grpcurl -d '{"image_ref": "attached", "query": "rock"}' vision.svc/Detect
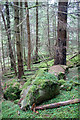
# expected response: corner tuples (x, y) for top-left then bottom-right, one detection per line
(4, 86), (21, 100)
(3, 80), (21, 100)
(20, 69), (60, 110)
(48, 65), (68, 80)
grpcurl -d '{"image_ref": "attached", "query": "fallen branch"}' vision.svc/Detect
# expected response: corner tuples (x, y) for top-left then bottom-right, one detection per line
(69, 52), (80, 60)
(34, 99), (80, 110)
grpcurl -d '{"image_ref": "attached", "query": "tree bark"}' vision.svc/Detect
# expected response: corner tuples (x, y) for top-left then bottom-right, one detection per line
(35, 0), (39, 61)
(14, 2), (24, 78)
(47, 0), (51, 56)
(25, 1), (31, 69)
(54, 1), (68, 65)
(5, 1), (14, 68)
(1, 7), (17, 75)
(1, 33), (5, 70)
(35, 99), (80, 110)
(77, 2), (80, 94)
(20, 1), (23, 60)
(0, 23), (3, 72)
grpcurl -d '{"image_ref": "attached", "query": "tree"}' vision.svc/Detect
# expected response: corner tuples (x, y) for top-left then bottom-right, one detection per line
(35, 0), (39, 61)
(5, 1), (13, 68)
(77, 2), (80, 82)
(54, 1), (68, 65)
(47, 0), (51, 56)
(14, 2), (24, 78)
(20, 1), (23, 60)
(1, 3), (17, 75)
(1, 33), (5, 70)
(25, 2), (31, 69)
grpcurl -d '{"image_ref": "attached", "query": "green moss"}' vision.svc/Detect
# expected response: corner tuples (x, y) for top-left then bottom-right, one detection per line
(21, 75), (35, 90)
(2, 63), (79, 118)
(39, 59), (54, 68)
(58, 73), (65, 79)
(3, 79), (19, 90)
(22, 68), (58, 90)
(39, 62), (47, 68)
(58, 79), (66, 85)
(3, 71), (15, 76)
(4, 79), (17, 86)
(3, 80), (21, 101)
(14, 99), (20, 104)
(69, 80), (74, 83)
(74, 82), (80, 86)
(21, 71), (59, 108)
(61, 83), (73, 91)
(47, 59), (54, 66)
(4, 86), (21, 100)
(2, 86), (79, 118)
(67, 55), (80, 67)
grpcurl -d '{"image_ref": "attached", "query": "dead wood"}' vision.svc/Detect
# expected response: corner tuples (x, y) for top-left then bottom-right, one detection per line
(69, 52), (80, 60)
(34, 99), (80, 110)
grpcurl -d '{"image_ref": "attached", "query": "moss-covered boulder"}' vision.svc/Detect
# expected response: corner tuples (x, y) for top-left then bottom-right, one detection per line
(3, 80), (21, 101)
(4, 86), (21, 100)
(20, 69), (60, 110)
(49, 65), (68, 80)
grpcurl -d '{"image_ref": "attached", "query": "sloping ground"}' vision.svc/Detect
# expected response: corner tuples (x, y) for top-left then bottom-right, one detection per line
(2, 66), (80, 118)
(2, 86), (79, 118)
(1, 57), (80, 118)
(2, 58), (53, 86)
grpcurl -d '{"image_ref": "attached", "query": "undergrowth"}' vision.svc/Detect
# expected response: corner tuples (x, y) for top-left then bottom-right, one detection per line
(1, 56), (80, 119)
(2, 86), (79, 118)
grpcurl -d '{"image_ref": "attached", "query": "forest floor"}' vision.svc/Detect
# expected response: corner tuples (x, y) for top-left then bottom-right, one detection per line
(1, 56), (80, 119)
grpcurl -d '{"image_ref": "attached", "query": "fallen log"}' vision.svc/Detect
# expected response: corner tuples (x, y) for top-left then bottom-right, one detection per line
(69, 52), (80, 60)
(35, 99), (80, 110)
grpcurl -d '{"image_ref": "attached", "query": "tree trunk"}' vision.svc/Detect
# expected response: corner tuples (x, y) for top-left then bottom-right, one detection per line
(5, 1), (14, 68)
(35, 99), (80, 110)
(35, 0), (38, 61)
(77, 2), (80, 89)
(20, 2), (26, 63)
(47, 0), (51, 56)
(24, 46), (26, 64)
(1, 6), (17, 75)
(14, 2), (24, 78)
(1, 33), (5, 70)
(25, 2), (31, 69)
(0, 23), (3, 72)
(54, 1), (68, 65)
(20, 1), (23, 60)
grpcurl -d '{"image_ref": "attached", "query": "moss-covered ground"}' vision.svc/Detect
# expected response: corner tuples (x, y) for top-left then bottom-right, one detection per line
(1, 55), (80, 119)
(2, 86), (79, 118)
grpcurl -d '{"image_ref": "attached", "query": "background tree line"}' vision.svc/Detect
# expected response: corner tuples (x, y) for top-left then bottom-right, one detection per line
(0, 0), (79, 79)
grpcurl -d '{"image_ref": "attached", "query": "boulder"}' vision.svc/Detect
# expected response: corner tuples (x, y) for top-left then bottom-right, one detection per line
(48, 65), (68, 79)
(20, 69), (60, 110)
(3, 80), (21, 101)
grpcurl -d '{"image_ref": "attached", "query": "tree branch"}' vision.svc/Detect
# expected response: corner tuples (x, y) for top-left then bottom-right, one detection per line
(32, 99), (80, 110)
